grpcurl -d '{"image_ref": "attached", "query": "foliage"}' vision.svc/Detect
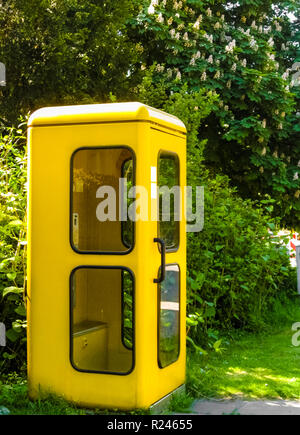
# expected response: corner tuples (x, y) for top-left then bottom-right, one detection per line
(130, 0), (300, 228)
(0, 122), (27, 373)
(187, 173), (295, 341)
(0, 0), (142, 123)
(137, 69), (297, 351)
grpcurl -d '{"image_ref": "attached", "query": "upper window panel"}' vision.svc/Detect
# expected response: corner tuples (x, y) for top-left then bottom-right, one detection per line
(158, 152), (180, 252)
(71, 147), (135, 253)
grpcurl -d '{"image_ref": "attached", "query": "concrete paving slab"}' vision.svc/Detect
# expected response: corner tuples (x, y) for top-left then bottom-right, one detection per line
(192, 399), (300, 415)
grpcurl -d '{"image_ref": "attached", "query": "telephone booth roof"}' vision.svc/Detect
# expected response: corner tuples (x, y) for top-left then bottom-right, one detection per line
(28, 102), (186, 134)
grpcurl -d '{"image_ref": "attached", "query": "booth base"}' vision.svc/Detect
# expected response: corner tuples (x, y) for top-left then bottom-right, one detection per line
(149, 384), (186, 415)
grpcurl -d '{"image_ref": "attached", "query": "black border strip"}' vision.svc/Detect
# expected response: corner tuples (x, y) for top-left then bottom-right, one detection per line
(70, 145), (136, 255)
(157, 263), (181, 369)
(69, 265), (135, 376)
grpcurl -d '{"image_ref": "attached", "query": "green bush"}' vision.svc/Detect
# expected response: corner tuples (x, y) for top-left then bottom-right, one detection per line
(187, 172), (296, 346)
(138, 70), (297, 350)
(0, 122), (27, 374)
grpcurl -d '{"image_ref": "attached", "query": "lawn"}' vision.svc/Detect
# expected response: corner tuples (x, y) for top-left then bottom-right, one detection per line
(1, 298), (300, 414)
(187, 299), (300, 400)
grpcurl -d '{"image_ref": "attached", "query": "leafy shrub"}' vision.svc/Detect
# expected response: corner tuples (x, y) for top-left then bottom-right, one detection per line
(187, 172), (296, 347)
(0, 122), (27, 374)
(138, 70), (297, 350)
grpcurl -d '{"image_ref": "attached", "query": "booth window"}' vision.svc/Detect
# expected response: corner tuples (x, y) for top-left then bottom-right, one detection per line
(70, 266), (134, 374)
(158, 152), (180, 251)
(158, 264), (180, 368)
(71, 146), (135, 254)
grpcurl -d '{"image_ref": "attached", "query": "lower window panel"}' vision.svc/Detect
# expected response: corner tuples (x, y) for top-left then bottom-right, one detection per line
(70, 266), (134, 374)
(158, 264), (180, 368)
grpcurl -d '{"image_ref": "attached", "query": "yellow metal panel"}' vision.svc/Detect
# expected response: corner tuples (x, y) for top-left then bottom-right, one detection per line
(27, 102), (186, 134)
(27, 104), (186, 410)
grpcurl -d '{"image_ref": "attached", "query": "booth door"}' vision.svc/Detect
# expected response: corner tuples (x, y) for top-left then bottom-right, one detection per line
(69, 146), (135, 375)
(156, 151), (181, 369)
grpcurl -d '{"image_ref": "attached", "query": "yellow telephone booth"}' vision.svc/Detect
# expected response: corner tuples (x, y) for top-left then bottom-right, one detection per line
(27, 102), (186, 410)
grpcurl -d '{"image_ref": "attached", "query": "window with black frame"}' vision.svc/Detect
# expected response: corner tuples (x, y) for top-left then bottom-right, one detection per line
(71, 147), (135, 254)
(158, 264), (180, 368)
(158, 152), (180, 251)
(70, 266), (134, 374)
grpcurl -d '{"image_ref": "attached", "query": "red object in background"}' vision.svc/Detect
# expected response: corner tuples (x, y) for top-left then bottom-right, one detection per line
(290, 233), (299, 252)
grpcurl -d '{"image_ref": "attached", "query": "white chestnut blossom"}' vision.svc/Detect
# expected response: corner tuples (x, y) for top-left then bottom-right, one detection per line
(148, 4), (155, 14)
(294, 172), (299, 181)
(261, 147), (267, 156)
(193, 20), (200, 30)
(225, 39), (236, 53)
(201, 71), (207, 81)
(207, 55), (213, 64)
(274, 21), (282, 32)
(156, 13), (164, 24)
(282, 71), (289, 80)
(250, 38), (258, 50)
(176, 71), (181, 81)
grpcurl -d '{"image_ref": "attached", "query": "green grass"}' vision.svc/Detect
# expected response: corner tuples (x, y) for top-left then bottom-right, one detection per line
(0, 374), (148, 415)
(187, 298), (300, 400)
(1, 297), (300, 414)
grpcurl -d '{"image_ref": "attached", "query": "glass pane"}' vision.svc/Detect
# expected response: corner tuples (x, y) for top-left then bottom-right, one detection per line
(71, 267), (134, 374)
(158, 152), (180, 251)
(158, 264), (180, 368)
(121, 159), (134, 249)
(122, 270), (133, 350)
(71, 147), (134, 253)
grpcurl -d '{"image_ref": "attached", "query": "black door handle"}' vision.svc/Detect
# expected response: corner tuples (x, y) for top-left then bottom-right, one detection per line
(153, 238), (166, 284)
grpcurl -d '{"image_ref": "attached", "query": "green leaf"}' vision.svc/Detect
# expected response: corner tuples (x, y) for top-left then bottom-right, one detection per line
(2, 286), (23, 297)
(5, 328), (19, 343)
(15, 305), (26, 317)
(8, 220), (23, 227)
(6, 272), (16, 281)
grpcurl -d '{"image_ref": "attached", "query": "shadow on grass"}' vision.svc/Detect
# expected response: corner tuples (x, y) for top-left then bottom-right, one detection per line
(187, 327), (300, 400)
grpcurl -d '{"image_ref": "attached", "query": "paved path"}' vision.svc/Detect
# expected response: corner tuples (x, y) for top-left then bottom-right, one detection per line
(190, 398), (300, 415)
